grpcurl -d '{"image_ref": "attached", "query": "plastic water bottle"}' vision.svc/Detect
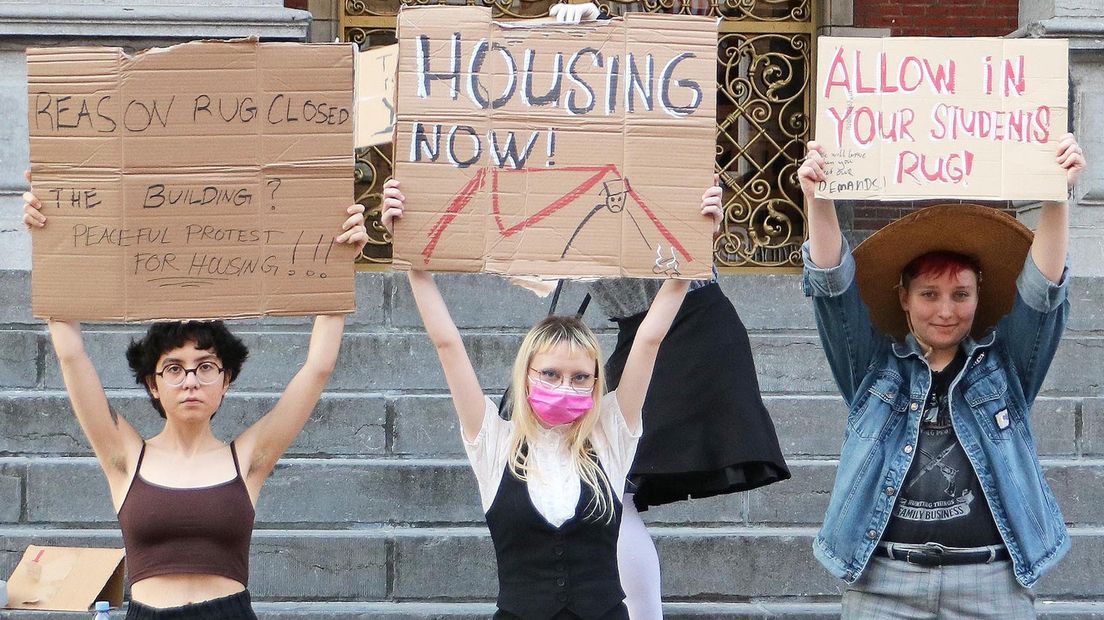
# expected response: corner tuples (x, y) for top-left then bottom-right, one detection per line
(93, 601), (111, 619)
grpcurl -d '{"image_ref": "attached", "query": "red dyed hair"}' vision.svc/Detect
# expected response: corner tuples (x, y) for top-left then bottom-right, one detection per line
(900, 251), (982, 290)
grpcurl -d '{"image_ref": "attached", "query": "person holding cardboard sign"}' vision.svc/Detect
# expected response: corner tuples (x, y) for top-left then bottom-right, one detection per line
(797, 134), (1084, 618)
(382, 176), (724, 619)
(537, 7), (788, 616)
(22, 178), (369, 619)
(589, 196), (791, 617)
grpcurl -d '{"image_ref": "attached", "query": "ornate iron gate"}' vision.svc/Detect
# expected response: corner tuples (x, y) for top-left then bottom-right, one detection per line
(342, 0), (814, 270)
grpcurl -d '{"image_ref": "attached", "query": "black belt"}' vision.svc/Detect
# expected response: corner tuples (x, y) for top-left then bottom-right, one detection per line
(878, 542), (1010, 567)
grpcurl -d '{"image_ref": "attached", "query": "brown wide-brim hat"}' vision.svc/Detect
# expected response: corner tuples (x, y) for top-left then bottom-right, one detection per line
(852, 204), (1034, 341)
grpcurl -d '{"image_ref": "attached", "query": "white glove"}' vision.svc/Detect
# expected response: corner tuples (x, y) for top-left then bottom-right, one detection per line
(549, 2), (601, 23)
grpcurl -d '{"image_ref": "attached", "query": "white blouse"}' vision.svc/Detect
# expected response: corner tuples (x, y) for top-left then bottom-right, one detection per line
(463, 391), (642, 528)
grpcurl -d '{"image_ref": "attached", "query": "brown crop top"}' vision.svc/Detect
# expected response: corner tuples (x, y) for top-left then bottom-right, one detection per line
(117, 442), (255, 586)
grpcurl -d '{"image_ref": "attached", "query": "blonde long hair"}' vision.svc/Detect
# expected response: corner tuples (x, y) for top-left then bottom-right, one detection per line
(507, 315), (616, 523)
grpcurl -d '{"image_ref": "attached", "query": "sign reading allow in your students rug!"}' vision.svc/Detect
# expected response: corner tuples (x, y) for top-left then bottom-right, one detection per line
(27, 40), (356, 322)
(392, 7), (717, 279)
(814, 37), (1068, 202)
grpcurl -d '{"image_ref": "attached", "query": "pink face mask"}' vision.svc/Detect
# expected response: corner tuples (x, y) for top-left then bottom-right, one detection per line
(527, 381), (594, 426)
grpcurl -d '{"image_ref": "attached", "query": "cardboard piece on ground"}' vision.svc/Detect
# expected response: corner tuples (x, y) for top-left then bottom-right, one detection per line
(814, 37), (1068, 201)
(5, 545), (125, 612)
(27, 40), (356, 322)
(392, 7), (717, 279)
(356, 44), (399, 148)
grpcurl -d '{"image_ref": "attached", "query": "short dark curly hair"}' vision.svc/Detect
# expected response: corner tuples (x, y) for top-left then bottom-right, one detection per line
(125, 321), (249, 419)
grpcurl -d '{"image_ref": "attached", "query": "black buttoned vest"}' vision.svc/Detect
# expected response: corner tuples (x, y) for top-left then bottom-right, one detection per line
(485, 460), (625, 620)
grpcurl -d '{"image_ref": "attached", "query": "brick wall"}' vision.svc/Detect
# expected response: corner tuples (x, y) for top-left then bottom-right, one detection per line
(845, 0), (1021, 240)
(854, 0), (1020, 37)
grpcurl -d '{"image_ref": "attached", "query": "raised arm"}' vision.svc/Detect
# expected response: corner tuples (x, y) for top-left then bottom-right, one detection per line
(235, 204), (368, 494)
(614, 278), (690, 432)
(1032, 133), (1085, 283)
(382, 179), (486, 441)
(799, 142), (844, 268)
(234, 313), (343, 491)
(407, 271), (487, 440)
(612, 179), (720, 430)
(48, 320), (144, 494)
(796, 145), (887, 403)
(23, 180), (143, 499)
(992, 134), (1084, 401)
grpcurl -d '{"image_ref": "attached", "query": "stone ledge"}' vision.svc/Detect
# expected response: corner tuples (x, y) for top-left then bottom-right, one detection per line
(0, 5), (310, 42)
(2, 526), (1102, 600)
(6, 457), (1103, 527)
(0, 391), (1087, 459)
(4, 601), (1104, 620)
(1012, 18), (1104, 49)
(3, 269), (1102, 332)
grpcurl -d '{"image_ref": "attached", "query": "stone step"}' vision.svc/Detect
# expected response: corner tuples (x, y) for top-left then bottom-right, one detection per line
(2, 269), (1103, 334)
(4, 457), (1104, 529)
(4, 601), (1104, 620)
(2, 324), (1102, 398)
(2, 391), (1099, 460)
(2, 526), (1102, 601)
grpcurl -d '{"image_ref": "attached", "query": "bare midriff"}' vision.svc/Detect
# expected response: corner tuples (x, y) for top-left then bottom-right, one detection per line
(130, 574), (245, 608)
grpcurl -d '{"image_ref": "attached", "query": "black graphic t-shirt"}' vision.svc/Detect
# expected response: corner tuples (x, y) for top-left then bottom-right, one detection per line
(882, 349), (1004, 547)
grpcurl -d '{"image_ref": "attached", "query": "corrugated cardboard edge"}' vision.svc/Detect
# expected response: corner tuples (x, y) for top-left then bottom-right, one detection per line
(5, 545), (125, 612)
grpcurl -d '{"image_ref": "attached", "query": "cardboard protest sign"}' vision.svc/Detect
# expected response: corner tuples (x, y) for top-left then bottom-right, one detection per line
(814, 37), (1068, 201)
(392, 7), (717, 279)
(356, 44), (399, 148)
(27, 40), (356, 322)
(5, 545), (125, 612)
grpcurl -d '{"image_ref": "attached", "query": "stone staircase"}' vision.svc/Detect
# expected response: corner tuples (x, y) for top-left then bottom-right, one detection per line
(2, 268), (1103, 619)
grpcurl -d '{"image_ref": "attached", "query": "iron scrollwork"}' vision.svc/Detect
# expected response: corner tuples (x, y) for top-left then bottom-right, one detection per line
(595, 0), (808, 20)
(715, 31), (810, 268)
(346, 0), (559, 19)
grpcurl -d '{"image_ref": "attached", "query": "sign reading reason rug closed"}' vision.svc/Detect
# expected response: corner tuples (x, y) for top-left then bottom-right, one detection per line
(28, 40), (356, 321)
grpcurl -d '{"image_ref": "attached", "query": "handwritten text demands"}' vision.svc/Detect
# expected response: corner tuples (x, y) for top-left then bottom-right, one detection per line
(813, 38), (1068, 200)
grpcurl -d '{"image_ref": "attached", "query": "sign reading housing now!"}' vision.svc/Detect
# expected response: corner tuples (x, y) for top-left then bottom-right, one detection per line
(27, 40), (355, 321)
(392, 7), (718, 279)
(814, 37), (1068, 201)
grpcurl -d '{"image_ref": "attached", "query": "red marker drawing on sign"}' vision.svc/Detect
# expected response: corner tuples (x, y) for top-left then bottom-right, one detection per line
(420, 165), (694, 267)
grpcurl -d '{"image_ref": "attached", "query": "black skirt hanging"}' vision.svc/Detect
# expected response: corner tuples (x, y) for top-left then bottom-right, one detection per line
(604, 282), (790, 511)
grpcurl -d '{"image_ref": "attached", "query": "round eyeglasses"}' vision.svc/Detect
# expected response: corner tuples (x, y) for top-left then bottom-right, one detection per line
(528, 367), (596, 392)
(155, 361), (225, 387)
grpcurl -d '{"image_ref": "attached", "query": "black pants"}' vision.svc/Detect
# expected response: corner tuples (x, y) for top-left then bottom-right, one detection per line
(493, 602), (630, 620)
(124, 590), (257, 620)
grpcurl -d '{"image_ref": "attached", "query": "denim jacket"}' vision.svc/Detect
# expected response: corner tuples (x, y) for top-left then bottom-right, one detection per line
(802, 239), (1070, 587)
